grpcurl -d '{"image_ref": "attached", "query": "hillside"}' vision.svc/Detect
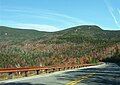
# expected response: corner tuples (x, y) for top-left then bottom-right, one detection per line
(56, 25), (120, 40)
(0, 26), (53, 44)
(0, 25), (120, 68)
(43, 25), (120, 44)
(0, 25), (120, 43)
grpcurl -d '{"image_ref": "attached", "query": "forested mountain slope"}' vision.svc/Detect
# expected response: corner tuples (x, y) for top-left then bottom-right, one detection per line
(0, 25), (120, 68)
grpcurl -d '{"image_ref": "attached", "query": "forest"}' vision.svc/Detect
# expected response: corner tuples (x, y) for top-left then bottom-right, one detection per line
(0, 25), (120, 68)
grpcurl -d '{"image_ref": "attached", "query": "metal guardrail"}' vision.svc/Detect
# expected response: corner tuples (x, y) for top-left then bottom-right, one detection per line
(0, 64), (95, 79)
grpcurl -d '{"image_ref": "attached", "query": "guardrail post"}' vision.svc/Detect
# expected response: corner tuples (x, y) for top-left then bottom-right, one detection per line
(58, 68), (61, 71)
(8, 72), (13, 79)
(52, 68), (55, 72)
(45, 69), (48, 73)
(25, 71), (28, 77)
(36, 70), (39, 75)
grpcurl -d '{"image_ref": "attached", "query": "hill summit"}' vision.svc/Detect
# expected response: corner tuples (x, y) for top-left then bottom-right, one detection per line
(68, 25), (102, 31)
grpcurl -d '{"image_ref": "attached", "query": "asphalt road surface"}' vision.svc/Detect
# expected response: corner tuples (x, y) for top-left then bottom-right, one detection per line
(0, 63), (120, 85)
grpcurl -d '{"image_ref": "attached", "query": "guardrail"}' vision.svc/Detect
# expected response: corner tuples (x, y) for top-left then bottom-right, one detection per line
(0, 64), (96, 80)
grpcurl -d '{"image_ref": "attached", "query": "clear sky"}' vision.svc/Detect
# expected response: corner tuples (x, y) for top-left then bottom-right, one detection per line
(0, 0), (120, 31)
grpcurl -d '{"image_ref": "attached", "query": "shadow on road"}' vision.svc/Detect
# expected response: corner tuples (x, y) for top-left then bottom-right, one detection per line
(1, 63), (120, 85)
(0, 82), (46, 85)
(55, 63), (120, 85)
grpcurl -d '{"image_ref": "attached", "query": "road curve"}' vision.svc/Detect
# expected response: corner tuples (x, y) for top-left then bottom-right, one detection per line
(0, 63), (120, 85)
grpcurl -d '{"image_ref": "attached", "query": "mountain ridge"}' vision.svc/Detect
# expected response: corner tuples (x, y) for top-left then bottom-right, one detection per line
(0, 25), (120, 44)
(0, 25), (120, 68)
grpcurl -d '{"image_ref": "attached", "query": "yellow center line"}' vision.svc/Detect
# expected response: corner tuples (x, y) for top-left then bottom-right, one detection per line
(66, 71), (96, 85)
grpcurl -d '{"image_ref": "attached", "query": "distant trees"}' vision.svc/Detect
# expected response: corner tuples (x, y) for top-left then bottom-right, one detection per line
(0, 36), (120, 68)
(102, 46), (120, 64)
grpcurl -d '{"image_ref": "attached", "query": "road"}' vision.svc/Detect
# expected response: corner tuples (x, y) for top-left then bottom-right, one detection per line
(0, 63), (120, 85)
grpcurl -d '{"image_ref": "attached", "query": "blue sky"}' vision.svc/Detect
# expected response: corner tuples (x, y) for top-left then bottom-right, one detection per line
(0, 0), (120, 31)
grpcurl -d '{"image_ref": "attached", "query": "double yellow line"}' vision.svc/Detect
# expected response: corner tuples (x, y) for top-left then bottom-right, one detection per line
(66, 71), (96, 85)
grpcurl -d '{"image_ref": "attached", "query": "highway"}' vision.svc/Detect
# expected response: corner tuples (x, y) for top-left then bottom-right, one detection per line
(0, 63), (120, 85)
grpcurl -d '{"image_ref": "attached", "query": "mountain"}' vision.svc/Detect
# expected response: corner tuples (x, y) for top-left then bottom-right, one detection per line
(0, 25), (120, 68)
(0, 25), (120, 45)
(46, 25), (120, 44)
(0, 26), (53, 44)
(0, 25), (120, 43)
(56, 25), (120, 40)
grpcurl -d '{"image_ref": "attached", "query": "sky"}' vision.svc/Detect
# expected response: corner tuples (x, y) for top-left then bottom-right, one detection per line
(0, 0), (120, 32)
